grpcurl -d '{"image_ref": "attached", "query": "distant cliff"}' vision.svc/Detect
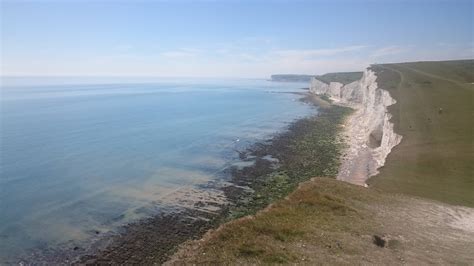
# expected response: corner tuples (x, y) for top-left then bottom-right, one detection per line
(270, 74), (314, 82)
(271, 72), (363, 84)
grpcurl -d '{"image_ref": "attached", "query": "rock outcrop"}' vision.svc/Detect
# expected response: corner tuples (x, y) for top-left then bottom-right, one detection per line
(310, 69), (402, 186)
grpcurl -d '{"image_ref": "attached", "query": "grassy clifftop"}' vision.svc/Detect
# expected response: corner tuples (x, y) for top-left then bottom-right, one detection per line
(271, 72), (363, 85)
(313, 72), (363, 85)
(369, 60), (474, 207)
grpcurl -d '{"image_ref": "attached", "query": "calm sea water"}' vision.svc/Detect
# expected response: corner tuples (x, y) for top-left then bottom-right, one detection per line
(0, 78), (314, 262)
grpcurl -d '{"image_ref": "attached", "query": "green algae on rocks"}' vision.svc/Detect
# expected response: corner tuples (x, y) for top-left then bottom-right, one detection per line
(223, 101), (353, 219)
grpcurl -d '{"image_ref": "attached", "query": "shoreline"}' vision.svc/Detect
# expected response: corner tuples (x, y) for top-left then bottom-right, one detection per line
(64, 92), (351, 264)
(24, 68), (402, 264)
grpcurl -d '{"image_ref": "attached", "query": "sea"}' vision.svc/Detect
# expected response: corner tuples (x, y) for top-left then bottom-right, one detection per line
(0, 77), (315, 263)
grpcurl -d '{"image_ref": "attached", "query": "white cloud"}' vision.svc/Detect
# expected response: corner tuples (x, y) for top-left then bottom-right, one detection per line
(113, 44), (134, 52)
(371, 45), (407, 58)
(160, 51), (195, 58)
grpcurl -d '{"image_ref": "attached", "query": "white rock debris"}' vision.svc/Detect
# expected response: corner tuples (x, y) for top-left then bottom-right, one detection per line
(310, 69), (402, 186)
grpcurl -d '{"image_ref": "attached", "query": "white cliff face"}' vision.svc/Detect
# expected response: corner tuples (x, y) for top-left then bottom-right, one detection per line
(310, 69), (402, 186)
(309, 79), (344, 103)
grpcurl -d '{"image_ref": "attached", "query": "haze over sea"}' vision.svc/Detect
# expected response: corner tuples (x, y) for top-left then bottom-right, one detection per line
(0, 77), (314, 262)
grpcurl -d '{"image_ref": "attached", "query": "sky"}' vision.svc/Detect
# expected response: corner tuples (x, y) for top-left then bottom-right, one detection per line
(1, 0), (473, 78)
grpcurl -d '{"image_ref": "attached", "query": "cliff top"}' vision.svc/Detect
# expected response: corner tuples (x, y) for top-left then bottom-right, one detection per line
(313, 72), (363, 85)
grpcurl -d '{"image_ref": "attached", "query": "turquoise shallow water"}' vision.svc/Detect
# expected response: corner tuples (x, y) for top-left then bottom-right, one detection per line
(0, 78), (314, 262)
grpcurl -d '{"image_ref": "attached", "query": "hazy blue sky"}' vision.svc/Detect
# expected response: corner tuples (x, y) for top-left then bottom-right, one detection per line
(1, 0), (473, 77)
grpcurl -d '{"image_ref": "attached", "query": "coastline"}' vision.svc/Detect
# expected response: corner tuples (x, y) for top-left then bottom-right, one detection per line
(164, 63), (474, 265)
(75, 69), (395, 264)
(34, 67), (402, 264)
(11, 61), (473, 264)
(65, 92), (351, 264)
(20, 61), (473, 264)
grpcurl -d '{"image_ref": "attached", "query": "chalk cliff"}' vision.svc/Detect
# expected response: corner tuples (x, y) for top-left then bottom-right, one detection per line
(310, 69), (402, 186)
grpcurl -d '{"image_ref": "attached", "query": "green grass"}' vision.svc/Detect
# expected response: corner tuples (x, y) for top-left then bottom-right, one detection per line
(368, 60), (474, 207)
(319, 94), (333, 103)
(314, 72), (363, 85)
(171, 178), (380, 265)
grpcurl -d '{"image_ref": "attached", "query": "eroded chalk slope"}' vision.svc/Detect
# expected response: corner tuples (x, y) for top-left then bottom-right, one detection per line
(310, 69), (402, 185)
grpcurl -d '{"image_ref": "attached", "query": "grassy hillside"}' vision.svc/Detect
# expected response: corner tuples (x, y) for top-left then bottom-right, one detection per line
(369, 60), (474, 207)
(167, 178), (474, 265)
(314, 72), (363, 85)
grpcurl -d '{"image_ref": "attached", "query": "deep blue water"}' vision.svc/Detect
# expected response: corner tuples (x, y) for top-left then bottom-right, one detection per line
(0, 78), (314, 262)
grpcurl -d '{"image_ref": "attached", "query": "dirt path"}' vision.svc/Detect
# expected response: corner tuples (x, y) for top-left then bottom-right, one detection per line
(370, 193), (474, 264)
(398, 64), (469, 86)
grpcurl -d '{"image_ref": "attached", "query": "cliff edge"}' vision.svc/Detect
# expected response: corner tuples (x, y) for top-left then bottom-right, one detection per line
(310, 69), (402, 186)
